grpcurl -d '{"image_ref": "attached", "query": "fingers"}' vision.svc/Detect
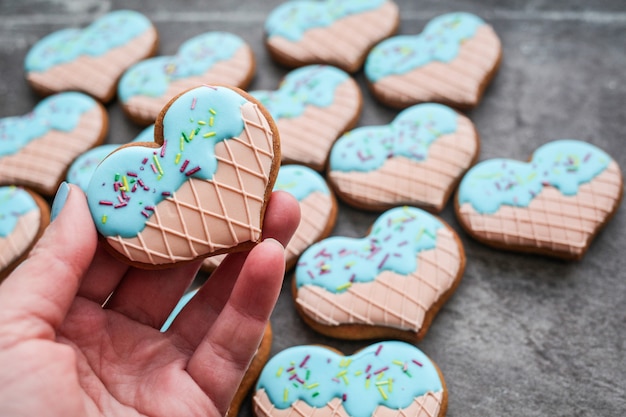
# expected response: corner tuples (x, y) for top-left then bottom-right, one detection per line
(186, 238), (286, 414)
(0, 184), (97, 345)
(76, 246), (130, 305)
(165, 190), (300, 347)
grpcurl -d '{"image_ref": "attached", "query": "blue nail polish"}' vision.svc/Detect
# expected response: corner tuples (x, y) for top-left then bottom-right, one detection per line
(51, 182), (70, 222)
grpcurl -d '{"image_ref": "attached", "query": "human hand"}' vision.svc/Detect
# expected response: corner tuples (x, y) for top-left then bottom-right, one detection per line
(0, 184), (300, 417)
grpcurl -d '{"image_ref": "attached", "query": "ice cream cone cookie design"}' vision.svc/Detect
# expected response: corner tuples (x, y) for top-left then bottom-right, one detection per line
(203, 164), (337, 272)
(0, 186), (49, 280)
(251, 65), (361, 171)
(294, 206), (465, 342)
(253, 341), (447, 417)
(365, 12), (502, 109)
(328, 103), (479, 212)
(265, 0), (399, 73)
(67, 125), (155, 192)
(456, 140), (623, 260)
(0, 92), (108, 196)
(25, 10), (158, 102)
(86, 85), (280, 268)
(119, 32), (255, 126)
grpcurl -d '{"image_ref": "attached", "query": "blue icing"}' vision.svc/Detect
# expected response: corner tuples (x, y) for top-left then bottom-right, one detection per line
(67, 125), (155, 192)
(329, 103), (458, 172)
(86, 86), (248, 238)
(266, 0), (385, 41)
(118, 32), (246, 102)
(0, 92), (97, 158)
(25, 10), (153, 72)
(365, 12), (484, 82)
(0, 187), (38, 238)
(296, 206), (442, 293)
(458, 140), (612, 214)
(274, 165), (329, 201)
(256, 341), (443, 416)
(161, 289), (197, 332)
(250, 65), (349, 119)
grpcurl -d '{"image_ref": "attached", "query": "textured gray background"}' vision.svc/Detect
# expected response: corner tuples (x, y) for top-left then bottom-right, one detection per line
(1, 1), (625, 416)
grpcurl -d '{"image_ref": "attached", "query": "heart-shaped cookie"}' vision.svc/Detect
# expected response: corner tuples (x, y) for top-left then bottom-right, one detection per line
(0, 92), (108, 196)
(67, 125), (155, 192)
(86, 85), (280, 268)
(365, 12), (502, 109)
(328, 103), (479, 212)
(294, 206), (465, 342)
(0, 186), (49, 281)
(265, 0), (399, 73)
(203, 164), (337, 272)
(456, 140), (623, 260)
(253, 341), (447, 417)
(25, 10), (158, 102)
(251, 65), (361, 171)
(119, 32), (255, 126)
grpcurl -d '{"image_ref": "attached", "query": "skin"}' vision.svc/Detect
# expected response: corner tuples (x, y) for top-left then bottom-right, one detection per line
(0, 185), (300, 417)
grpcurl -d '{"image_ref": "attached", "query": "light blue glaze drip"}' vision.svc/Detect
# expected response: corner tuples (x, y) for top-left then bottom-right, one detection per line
(66, 125), (155, 192)
(87, 86), (247, 238)
(458, 140), (611, 214)
(0, 187), (38, 238)
(266, 0), (385, 41)
(329, 103), (458, 172)
(274, 165), (329, 201)
(251, 65), (348, 119)
(0, 92), (97, 158)
(296, 206), (441, 293)
(25, 10), (152, 72)
(256, 341), (443, 417)
(365, 12), (484, 82)
(118, 32), (246, 102)
(161, 289), (197, 332)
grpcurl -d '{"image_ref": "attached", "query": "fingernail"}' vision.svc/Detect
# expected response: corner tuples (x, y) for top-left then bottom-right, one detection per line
(51, 182), (70, 222)
(264, 237), (284, 251)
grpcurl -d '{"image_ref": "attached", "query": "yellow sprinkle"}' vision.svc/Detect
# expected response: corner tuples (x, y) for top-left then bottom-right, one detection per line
(209, 108), (217, 115)
(392, 360), (404, 366)
(101, 215), (107, 224)
(375, 380), (389, 386)
(180, 136), (184, 151)
(388, 378), (393, 393)
(209, 116), (215, 126)
(354, 371), (363, 376)
(342, 375), (349, 385)
(283, 388), (288, 402)
(276, 367), (283, 377)
(122, 176), (129, 192)
(197, 120), (206, 125)
(377, 386), (388, 400)
(366, 378), (371, 389)
(203, 131), (216, 138)
(189, 129), (196, 140)
(153, 155), (164, 175)
(336, 282), (352, 292)
(377, 372), (385, 381)
(336, 370), (347, 377)
(306, 383), (319, 390)
(321, 264), (331, 271)
(175, 153), (181, 164)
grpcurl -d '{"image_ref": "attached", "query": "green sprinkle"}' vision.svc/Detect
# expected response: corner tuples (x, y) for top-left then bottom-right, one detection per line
(101, 215), (107, 224)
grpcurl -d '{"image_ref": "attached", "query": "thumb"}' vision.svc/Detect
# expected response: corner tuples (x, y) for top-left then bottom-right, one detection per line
(0, 183), (97, 345)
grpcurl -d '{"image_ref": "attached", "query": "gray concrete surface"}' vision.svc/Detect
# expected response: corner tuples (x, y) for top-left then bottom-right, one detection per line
(1, 1), (625, 416)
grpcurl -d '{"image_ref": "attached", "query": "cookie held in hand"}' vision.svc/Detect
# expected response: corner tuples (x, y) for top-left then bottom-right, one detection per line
(456, 139), (623, 260)
(365, 12), (502, 109)
(0, 92), (108, 196)
(0, 186), (49, 281)
(119, 31), (255, 126)
(294, 206), (465, 342)
(265, 0), (399, 73)
(253, 341), (447, 417)
(86, 85), (280, 268)
(25, 10), (158, 102)
(251, 65), (361, 171)
(328, 103), (479, 212)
